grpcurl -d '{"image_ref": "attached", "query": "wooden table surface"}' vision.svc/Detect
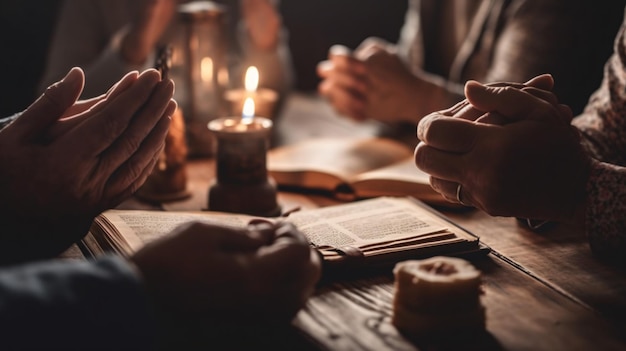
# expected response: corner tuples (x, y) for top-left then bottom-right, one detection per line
(105, 93), (626, 350)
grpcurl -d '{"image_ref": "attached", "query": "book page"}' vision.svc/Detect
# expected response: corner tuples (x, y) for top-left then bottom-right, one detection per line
(349, 158), (453, 206)
(285, 197), (465, 257)
(267, 137), (413, 190)
(352, 157), (430, 185)
(89, 197), (478, 264)
(96, 210), (255, 254)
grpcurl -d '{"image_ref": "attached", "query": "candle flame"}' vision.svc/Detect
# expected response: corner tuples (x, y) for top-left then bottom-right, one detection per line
(244, 66), (259, 92)
(201, 57), (213, 83)
(242, 97), (255, 123)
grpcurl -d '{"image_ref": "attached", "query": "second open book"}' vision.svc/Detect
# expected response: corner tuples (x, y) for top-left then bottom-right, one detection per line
(84, 197), (486, 271)
(267, 137), (455, 207)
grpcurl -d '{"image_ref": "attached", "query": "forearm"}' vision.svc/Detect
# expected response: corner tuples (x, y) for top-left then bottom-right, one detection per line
(409, 71), (465, 122)
(0, 256), (157, 350)
(584, 161), (626, 263)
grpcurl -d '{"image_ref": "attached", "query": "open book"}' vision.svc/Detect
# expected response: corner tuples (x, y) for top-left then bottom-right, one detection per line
(267, 137), (454, 207)
(83, 197), (487, 270)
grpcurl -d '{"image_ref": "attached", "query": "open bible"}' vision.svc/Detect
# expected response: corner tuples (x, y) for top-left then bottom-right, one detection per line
(267, 137), (455, 207)
(82, 197), (487, 270)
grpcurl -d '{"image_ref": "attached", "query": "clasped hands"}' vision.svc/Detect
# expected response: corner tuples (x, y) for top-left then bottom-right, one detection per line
(131, 220), (321, 324)
(0, 67), (175, 261)
(317, 37), (447, 124)
(414, 74), (591, 225)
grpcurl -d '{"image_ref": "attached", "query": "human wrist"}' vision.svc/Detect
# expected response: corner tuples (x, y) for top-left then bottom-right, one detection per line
(411, 71), (464, 121)
(399, 75), (428, 124)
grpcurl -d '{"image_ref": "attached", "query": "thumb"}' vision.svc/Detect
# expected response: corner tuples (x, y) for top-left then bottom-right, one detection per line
(329, 44), (353, 59)
(523, 74), (554, 91)
(13, 67), (85, 139)
(355, 37), (393, 60)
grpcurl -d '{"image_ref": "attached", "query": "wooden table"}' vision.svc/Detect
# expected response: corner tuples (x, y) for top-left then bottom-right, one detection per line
(113, 93), (626, 350)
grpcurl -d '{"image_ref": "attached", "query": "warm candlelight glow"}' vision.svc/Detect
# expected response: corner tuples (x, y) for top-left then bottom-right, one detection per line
(201, 57), (213, 83)
(242, 97), (255, 123)
(218, 67), (229, 87)
(244, 66), (259, 92)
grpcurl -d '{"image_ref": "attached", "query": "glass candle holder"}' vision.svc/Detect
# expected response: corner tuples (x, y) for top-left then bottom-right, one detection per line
(224, 88), (279, 119)
(207, 116), (281, 217)
(170, 1), (230, 157)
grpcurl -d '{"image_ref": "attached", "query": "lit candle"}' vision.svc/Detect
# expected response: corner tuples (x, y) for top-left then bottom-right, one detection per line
(224, 66), (279, 119)
(245, 66), (259, 93)
(206, 97), (280, 216)
(200, 57), (214, 89)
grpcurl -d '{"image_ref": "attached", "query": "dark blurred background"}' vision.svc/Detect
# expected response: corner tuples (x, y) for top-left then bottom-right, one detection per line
(280, 1), (408, 91)
(0, 0), (407, 117)
(0, 0), (63, 117)
(0, 1), (622, 117)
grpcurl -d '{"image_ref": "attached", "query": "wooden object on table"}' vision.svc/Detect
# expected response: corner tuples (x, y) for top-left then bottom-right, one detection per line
(135, 45), (190, 203)
(446, 210), (626, 332)
(295, 253), (626, 351)
(206, 116), (280, 217)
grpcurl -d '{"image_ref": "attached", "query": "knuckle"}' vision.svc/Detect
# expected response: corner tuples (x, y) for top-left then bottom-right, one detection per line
(417, 113), (437, 142)
(490, 85), (514, 97)
(413, 143), (427, 166)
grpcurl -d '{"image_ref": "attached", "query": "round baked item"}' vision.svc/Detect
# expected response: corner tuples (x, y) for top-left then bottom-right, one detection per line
(392, 256), (485, 339)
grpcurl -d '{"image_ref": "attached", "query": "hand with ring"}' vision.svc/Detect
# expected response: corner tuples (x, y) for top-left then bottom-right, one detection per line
(414, 74), (590, 224)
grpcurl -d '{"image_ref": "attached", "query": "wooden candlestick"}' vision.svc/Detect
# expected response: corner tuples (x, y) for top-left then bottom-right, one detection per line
(136, 45), (191, 203)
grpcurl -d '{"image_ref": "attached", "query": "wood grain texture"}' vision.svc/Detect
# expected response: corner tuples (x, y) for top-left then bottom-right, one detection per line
(293, 254), (626, 351)
(445, 210), (626, 331)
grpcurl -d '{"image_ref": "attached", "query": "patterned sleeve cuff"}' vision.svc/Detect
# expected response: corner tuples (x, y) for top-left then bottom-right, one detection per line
(585, 160), (626, 260)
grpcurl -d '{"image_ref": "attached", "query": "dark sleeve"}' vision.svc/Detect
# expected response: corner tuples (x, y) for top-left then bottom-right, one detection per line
(0, 256), (157, 350)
